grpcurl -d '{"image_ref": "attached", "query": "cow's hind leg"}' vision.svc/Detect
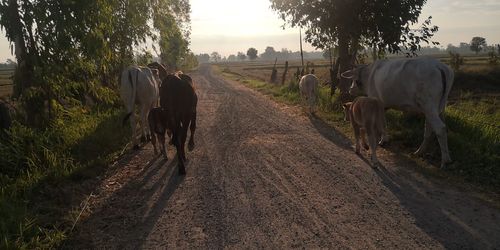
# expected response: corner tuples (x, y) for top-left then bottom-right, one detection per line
(360, 128), (369, 150)
(427, 113), (452, 168)
(353, 124), (361, 154)
(414, 119), (433, 156)
(188, 111), (196, 151)
(151, 133), (158, 155)
(159, 132), (168, 160)
(367, 126), (380, 168)
(130, 113), (140, 150)
(140, 105), (149, 143)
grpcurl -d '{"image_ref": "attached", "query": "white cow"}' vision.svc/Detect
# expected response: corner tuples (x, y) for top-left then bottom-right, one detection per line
(120, 66), (160, 149)
(346, 57), (454, 168)
(299, 74), (319, 113)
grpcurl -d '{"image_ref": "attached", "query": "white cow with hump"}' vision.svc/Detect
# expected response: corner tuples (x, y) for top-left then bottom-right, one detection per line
(346, 57), (454, 168)
(120, 66), (160, 150)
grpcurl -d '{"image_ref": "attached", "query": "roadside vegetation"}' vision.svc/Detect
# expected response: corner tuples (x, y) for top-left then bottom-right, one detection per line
(215, 60), (500, 193)
(0, 1), (197, 248)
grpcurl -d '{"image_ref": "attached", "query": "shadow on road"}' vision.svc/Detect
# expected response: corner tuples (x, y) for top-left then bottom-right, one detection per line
(64, 150), (185, 249)
(308, 111), (499, 249)
(307, 113), (352, 151)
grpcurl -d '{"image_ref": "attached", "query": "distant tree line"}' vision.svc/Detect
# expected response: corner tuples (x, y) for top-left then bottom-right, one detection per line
(195, 36), (499, 65)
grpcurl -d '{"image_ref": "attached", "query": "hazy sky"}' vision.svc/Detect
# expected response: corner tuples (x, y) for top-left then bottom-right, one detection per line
(1, 0), (499, 61)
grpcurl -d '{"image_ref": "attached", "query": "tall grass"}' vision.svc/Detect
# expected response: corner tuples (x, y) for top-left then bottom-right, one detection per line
(218, 65), (500, 191)
(0, 105), (130, 249)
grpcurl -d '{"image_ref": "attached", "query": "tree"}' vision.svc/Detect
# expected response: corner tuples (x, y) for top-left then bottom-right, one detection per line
(210, 52), (221, 62)
(247, 48), (258, 60)
(197, 53), (210, 63)
(270, 0), (438, 101)
(237, 52), (247, 61)
(0, 0), (191, 126)
(470, 37), (487, 54)
(227, 54), (237, 61)
(260, 46), (277, 61)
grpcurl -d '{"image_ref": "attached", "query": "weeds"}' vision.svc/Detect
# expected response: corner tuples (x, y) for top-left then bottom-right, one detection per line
(0, 106), (129, 249)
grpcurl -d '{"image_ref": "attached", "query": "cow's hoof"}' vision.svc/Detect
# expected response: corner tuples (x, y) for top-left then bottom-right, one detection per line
(440, 159), (452, 169)
(133, 144), (140, 150)
(363, 143), (369, 150)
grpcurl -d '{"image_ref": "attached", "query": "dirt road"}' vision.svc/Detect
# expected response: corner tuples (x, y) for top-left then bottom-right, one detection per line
(68, 64), (500, 249)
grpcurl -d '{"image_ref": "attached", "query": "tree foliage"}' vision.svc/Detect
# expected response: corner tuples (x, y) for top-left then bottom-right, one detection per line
(0, 0), (191, 127)
(237, 52), (247, 61)
(470, 37), (487, 54)
(270, 0), (438, 100)
(247, 47), (258, 60)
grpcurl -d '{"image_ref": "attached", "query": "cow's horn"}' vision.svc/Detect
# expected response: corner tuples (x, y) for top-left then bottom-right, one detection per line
(340, 70), (353, 79)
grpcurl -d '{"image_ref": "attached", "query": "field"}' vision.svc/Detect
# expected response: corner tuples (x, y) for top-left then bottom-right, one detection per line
(0, 68), (14, 97)
(215, 55), (500, 192)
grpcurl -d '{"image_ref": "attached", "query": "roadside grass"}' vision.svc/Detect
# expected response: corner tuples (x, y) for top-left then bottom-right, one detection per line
(216, 65), (500, 192)
(0, 105), (130, 249)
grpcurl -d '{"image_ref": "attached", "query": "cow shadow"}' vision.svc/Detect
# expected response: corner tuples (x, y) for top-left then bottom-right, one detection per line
(63, 150), (184, 249)
(307, 110), (500, 248)
(307, 113), (352, 151)
(372, 159), (499, 249)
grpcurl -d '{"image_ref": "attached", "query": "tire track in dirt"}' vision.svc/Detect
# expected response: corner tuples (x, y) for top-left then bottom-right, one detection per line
(66, 64), (500, 249)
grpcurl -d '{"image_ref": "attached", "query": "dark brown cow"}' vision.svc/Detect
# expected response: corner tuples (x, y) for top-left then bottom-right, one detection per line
(160, 74), (197, 175)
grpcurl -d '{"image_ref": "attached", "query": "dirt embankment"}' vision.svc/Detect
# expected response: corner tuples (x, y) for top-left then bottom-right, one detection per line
(66, 64), (500, 249)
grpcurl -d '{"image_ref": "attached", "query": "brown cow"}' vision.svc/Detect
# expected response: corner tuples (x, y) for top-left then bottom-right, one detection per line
(147, 107), (172, 159)
(160, 74), (197, 175)
(343, 97), (386, 167)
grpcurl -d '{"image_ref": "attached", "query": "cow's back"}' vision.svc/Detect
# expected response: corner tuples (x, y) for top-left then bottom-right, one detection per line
(367, 57), (453, 112)
(299, 74), (318, 93)
(160, 75), (196, 121)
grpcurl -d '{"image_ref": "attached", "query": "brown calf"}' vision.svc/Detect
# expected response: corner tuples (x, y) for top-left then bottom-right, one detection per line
(148, 107), (172, 159)
(343, 97), (386, 167)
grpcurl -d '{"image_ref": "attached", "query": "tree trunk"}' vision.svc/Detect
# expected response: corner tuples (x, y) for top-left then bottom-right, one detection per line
(281, 61), (289, 85)
(337, 32), (352, 103)
(6, 0), (38, 126)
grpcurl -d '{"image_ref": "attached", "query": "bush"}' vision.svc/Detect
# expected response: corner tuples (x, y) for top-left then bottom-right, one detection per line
(448, 51), (464, 71)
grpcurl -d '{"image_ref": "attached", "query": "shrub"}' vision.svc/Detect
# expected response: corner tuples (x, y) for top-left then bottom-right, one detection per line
(448, 51), (464, 71)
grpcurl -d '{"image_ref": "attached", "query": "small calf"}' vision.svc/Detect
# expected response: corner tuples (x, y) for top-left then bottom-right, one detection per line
(343, 97), (386, 167)
(148, 107), (171, 159)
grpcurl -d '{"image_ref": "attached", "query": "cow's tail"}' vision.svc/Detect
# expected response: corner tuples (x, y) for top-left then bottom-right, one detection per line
(122, 68), (138, 126)
(438, 65), (454, 114)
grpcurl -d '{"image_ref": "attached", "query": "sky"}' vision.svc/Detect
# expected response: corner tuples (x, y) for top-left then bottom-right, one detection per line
(1, 0), (500, 61)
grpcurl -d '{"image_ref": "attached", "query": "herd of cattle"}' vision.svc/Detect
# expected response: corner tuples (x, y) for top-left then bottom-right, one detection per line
(120, 62), (196, 175)
(300, 57), (454, 168)
(121, 57), (454, 175)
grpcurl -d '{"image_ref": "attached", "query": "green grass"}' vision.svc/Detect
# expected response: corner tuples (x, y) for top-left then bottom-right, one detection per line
(216, 65), (500, 192)
(0, 105), (130, 249)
